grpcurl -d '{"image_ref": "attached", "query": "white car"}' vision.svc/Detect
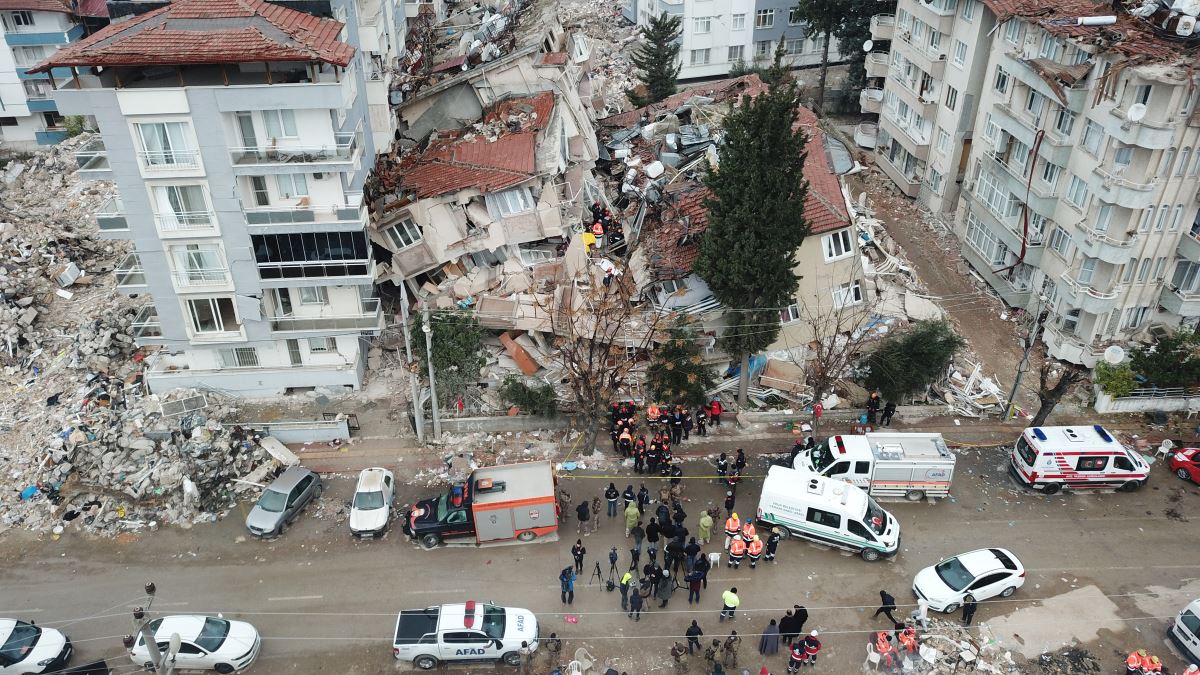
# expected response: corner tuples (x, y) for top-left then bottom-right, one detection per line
(1169, 598), (1200, 663)
(129, 615), (259, 673)
(350, 467), (395, 538)
(912, 548), (1025, 613)
(0, 619), (72, 674)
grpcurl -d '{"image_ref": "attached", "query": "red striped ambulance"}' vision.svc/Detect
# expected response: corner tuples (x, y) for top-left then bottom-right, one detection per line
(1009, 425), (1149, 494)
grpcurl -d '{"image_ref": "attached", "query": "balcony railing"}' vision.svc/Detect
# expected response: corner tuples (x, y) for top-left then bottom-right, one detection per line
(137, 149), (201, 170)
(269, 298), (383, 332)
(256, 258), (373, 280)
(172, 268), (231, 288)
(1058, 272), (1121, 300)
(244, 199), (366, 226)
(131, 306), (162, 339)
(75, 138), (110, 173)
(155, 212), (217, 233)
(230, 133), (359, 166)
(114, 254), (145, 287)
(96, 197), (128, 231)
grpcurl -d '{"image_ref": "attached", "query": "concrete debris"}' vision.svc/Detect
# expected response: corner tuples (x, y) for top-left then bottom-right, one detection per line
(872, 617), (1021, 674)
(933, 358), (1006, 417)
(559, 0), (638, 115)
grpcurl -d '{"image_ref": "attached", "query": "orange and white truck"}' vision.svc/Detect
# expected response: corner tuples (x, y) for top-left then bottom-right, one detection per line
(403, 461), (559, 548)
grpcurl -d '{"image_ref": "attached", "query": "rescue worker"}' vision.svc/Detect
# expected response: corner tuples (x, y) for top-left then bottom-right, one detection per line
(605, 483), (620, 517)
(633, 441), (645, 474)
(724, 491), (736, 519)
(696, 406), (708, 436)
(765, 527), (782, 563)
(1125, 649), (1146, 675)
(716, 453), (729, 484)
(724, 512), (741, 550)
(786, 639), (805, 674)
(698, 509), (714, 545)
(1145, 654), (1163, 673)
(623, 484), (636, 508)
(747, 534), (764, 569)
(741, 519), (757, 542)
(646, 402), (661, 429)
(709, 399), (722, 426)
(874, 631), (892, 656)
(647, 437), (661, 474)
(618, 427), (633, 457)
(802, 631), (822, 666)
(728, 534), (747, 568)
(591, 219), (605, 247)
(727, 466), (741, 491)
(619, 570), (633, 610)
(898, 625), (918, 654)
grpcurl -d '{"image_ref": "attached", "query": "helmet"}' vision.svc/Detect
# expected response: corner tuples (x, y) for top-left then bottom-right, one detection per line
(772, 527), (781, 534)
(810, 630), (819, 637)
(1137, 650), (1148, 657)
(753, 535), (760, 541)
(727, 491), (733, 496)
(732, 512), (739, 519)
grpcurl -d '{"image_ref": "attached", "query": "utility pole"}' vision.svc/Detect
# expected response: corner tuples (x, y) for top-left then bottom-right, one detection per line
(399, 289), (424, 442)
(422, 304), (441, 440)
(124, 582), (176, 675)
(1005, 295), (1047, 420)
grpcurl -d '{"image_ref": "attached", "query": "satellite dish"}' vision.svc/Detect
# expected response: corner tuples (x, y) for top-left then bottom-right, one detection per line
(1127, 103), (1147, 122)
(863, 39), (874, 53)
(1103, 345), (1126, 364)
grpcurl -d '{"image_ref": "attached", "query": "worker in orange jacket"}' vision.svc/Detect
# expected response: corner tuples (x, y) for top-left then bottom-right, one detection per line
(724, 513), (740, 551)
(741, 520), (757, 541)
(1145, 655), (1163, 673)
(729, 535), (747, 568)
(747, 535), (764, 569)
(1126, 650), (1146, 675)
(898, 625), (918, 653)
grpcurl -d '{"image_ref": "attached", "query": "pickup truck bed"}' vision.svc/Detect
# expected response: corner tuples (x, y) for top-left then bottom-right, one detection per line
(395, 608), (439, 645)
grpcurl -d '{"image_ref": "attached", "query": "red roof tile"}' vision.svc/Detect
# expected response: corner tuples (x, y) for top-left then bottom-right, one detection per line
(0, 0), (71, 14)
(981, 0), (1191, 62)
(484, 91), (555, 130)
(794, 106), (850, 236)
(30, 0), (354, 72)
(601, 74), (772, 128)
(539, 52), (569, 66)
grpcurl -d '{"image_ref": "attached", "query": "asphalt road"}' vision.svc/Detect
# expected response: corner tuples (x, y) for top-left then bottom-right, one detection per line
(2, 441), (1199, 674)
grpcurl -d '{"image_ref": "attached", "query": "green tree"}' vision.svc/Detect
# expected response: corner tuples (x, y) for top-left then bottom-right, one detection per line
(414, 311), (486, 407)
(694, 78), (810, 405)
(646, 316), (716, 407)
(864, 320), (964, 401)
(629, 13), (682, 107)
(1130, 331), (1200, 388)
(831, 0), (895, 110)
(1094, 362), (1137, 398)
(791, 0), (841, 114)
(498, 376), (558, 417)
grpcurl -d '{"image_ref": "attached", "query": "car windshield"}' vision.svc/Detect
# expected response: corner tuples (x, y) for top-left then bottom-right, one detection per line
(0, 622), (40, 667)
(810, 442), (834, 471)
(257, 489), (288, 513)
(1015, 437), (1037, 466)
(481, 605), (506, 640)
(864, 497), (887, 535)
(435, 494), (449, 521)
(354, 490), (385, 510)
(195, 618), (230, 653)
(934, 557), (975, 592)
(1182, 610), (1200, 639)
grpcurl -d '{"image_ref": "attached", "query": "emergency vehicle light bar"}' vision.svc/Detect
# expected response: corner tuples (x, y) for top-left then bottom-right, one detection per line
(464, 600), (476, 627)
(1032, 428), (1047, 441)
(1093, 425), (1113, 443)
(834, 436), (846, 454)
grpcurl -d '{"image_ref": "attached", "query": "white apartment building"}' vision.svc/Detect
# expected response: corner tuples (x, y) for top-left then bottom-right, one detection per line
(0, 0), (87, 149)
(41, 0), (404, 397)
(870, 0), (1200, 366)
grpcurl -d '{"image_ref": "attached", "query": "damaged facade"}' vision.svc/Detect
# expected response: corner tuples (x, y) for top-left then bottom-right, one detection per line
(868, 0), (1200, 367)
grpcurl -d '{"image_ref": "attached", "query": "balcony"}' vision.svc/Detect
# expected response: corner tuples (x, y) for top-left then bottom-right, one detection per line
(137, 148), (201, 172)
(1180, 227), (1200, 262)
(879, 114), (930, 160)
(3, 22), (84, 46)
(887, 71), (938, 118)
(958, 241), (1033, 307)
(269, 298), (384, 334)
(155, 212), (218, 236)
(870, 14), (894, 40)
(1076, 227), (1139, 266)
(114, 253), (146, 290)
(172, 268), (232, 290)
(865, 52), (890, 78)
(875, 150), (921, 198)
(893, 34), (947, 78)
(1090, 166), (1156, 210)
(1041, 325), (1104, 367)
(244, 194), (367, 232)
(860, 88), (883, 114)
(131, 306), (164, 341)
(1107, 106), (1178, 150)
(1058, 272), (1123, 314)
(229, 132), (361, 174)
(74, 138), (111, 179)
(1160, 285), (1200, 317)
(95, 197), (128, 236)
(990, 102), (1072, 166)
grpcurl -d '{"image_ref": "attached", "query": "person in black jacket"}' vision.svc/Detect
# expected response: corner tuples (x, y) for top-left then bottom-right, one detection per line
(571, 540), (586, 573)
(605, 483), (620, 517)
(873, 590), (898, 623)
(575, 501), (590, 535)
(684, 537), (702, 572)
(685, 620), (704, 654)
(645, 517), (661, 562)
(623, 484), (636, 508)
(765, 528), (782, 563)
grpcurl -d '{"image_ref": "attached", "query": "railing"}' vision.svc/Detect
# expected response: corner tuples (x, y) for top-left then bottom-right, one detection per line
(244, 200), (366, 226)
(1083, 228), (1136, 249)
(172, 268), (231, 287)
(269, 298), (382, 332)
(1093, 166), (1155, 192)
(1114, 386), (1200, 401)
(230, 133), (359, 166)
(883, 109), (932, 146)
(114, 254), (145, 287)
(75, 138), (110, 172)
(866, 52), (889, 66)
(1058, 272), (1121, 300)
(137, 148), (201, 170)
(96, 197), (128, 231)
(155, 212), (216, 232)
(131, 306), (162, 339)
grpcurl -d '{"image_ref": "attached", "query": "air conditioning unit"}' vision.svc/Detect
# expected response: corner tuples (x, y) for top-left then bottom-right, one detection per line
(937, 52), (947, 61)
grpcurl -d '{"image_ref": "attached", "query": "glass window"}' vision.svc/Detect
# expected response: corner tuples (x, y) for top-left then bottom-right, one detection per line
(1134, 84), (1152, 106)
(993, 66), (1010, 94)
(1170, 204), (1185, 231)
(1048, 225), (1071, 256)
(1154, 256), (1168, 280)
(960, 0), (976, 21)
(1082, 120), (1104, 156)
(137, 122), (193, 166)
(731, 13), (745, 30)
(1177, 148), (1192, 177)
(1123, 257), (1136, 283)
(385, 217), (423, 249)
(307, 337), (332, 352)
(693, 16), (710, 33)
(1003, 19), (1021, 44)
(186, 297), (239, 334)
(805, 507), (840, 529)
(1025, 90), (1046, 120)
(298, 286), (328, 304)
(945, 85), (958, 111)
(937, 128), (950, 153)
(1077, 257), (1097, 284)
(153, 185), (211, 228)
(1162, 148), (1177, 175)
(275, 174), (308, 198)
(690, 48), (710, 65)
(785, 39), (803, 55)
(952, 39), (967, 67)
(12, 45), (46, 66)
(1156, 204), (1170, 231)
(1113, 143), (1133, 168)
(755, 8), (773, 28)
(1076, 456), (1109, 471)
(488, 187), (534, 216)
(755, 40), (772, 57)
(927, 168), (944, 194)
(1138, 258), (1151, 282)
(1041, 161), (1062, 188)
(728, 45), (744, 62)
(832, 280), (863, 308)
(823, 230), (854, 260)
(779, 304), (800, 323)
(1053, 107), (1076, 136)
(788, 7), (801, 24)
(218, 347), (259, 368)
(1066, 175), (1089, 208)
(262, 109), (298, 138)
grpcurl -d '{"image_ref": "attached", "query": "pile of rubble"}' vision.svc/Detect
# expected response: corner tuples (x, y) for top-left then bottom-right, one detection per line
(560, 0), (638, 115)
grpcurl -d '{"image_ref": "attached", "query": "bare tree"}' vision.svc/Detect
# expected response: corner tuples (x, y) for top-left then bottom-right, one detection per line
(1030, 355), (1089, 427)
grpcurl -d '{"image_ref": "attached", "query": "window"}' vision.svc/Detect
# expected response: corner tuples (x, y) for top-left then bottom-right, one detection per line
(1139, 207), (1153, 232)
(153, 185), (211, 228)
(806, 507), (841, 529)
(779, 304), (800, 323)
(1003, 19), (1022, 44)
(1038, 33), (1061, 60)
(1124, 306), (1150, 329)
(832, 280), (863, 308)
(1095, 204), (1113, 233)
(952, 40), (967, 67)
(1082, 120), (1104, 156)
(307, 337), (332, 353)
(0, 118), (16, 127)
(1171, 204), (1185, 231)
(1162, 148), (1177, 176)
(1061, 308), (1081, 334)
(1065, 175), (1089, 208)
(298, 286), (328, 305)
(755, 40), (772, 57)
(1191, 149), (1200, 176)
(1122, 257), (1136, 283)
(171, 244), (224, 283)
(21, 80), (48, 99)
(1154, 256), (1168, 280)
(823, 229), (854, 260)
(487, 187), (534, 217)
(1178, 149), (1192, 177)
(186, 297), (240, 334)
(1156, 204), (1170, 231)
(847, 520), (876, 541)
(945, 85), (958, 111)
(937, 128), (951, 154)
(1113, 143), (1133, 168)
(755, 9), (773, 28)
(731, 13), (745, 30)
(728, 45), (744, 62)
(262, 109), (298, 138)
(993, 66), (1010, 95)
(784, 39), (803, 55)
(1, 10), (34, 31)
(927, 29), (941, 53)
(136, 122), (194, 166)
(217, 347), (259, 368)
(1077, 257), (1097, 284)
(1048, 225), (1071, 256)
(1040, 161), (1062, 189)
(1052, 107), (1076, 136)
(693, 16), (711, 33)
(1137, 258), (1151, 282)
(960, 0), (977, 21)
(927, 168), (944, 194)
(1133, 84), (1152, 106)
(788, 7), (801, 24)
(275, 174), (308, 198)
(12, 45), (46, 67)
(690, 48), (710, 65)
(983, 114), (1000, 145)
(1025, 90), (1046, 120)
(384, 217), (423, 249)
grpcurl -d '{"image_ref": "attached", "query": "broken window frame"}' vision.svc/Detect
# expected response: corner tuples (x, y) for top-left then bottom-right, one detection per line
(779, 304), (800, 324)
(384, 218), (423, 250)
(186, 297), (241, 335)
(831, 281), (863, 309)
(487, 187), (535, 217)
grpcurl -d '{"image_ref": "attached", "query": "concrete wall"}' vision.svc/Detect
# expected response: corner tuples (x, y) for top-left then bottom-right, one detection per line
(770, 224), (866, 350)
(1093, 387), (1199, 414)
(421, 414), (573, 434)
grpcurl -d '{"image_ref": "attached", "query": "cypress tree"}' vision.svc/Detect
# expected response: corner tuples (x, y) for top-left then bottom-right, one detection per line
(629, 13), (682, 107)
(646, 316), (716, 407)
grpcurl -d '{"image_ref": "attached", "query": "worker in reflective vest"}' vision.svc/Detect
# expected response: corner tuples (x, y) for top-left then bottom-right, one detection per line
(875, 631), (893, 655)
(724, 514), (740, 550)
(741, 520), (757, 541)
(728, 535), (747, 568)
(747, 535), (764, 569)
(1145, 655), (1163, 673)
(786, 641), (805, 674)
(1126, 650), (1146, 675)
(802, 631), (821, 665)
(898, 626), (918, 653)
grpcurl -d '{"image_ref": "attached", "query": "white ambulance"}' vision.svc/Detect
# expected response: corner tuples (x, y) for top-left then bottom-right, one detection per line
(1009, 425), (1150, 494)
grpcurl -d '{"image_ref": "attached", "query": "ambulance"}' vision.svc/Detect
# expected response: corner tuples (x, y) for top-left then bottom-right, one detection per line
(1009, 425), (1150, 494)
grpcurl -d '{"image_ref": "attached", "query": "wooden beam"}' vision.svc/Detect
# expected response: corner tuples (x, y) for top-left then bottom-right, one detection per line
(264, 61), (272, 84)
(221, 64), (229, 86)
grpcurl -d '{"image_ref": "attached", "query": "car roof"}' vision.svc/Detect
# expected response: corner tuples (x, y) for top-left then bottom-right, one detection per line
(153, 616), (209, 641)
(267, 466), (315, 492)
(356, 467), (391, 492)
(956, 548), (1021, 574)
(0, 619), (16, 636)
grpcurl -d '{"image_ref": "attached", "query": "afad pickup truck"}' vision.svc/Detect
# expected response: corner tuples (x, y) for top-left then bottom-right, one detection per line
(402, 461), (558, 549)
(794, 432), (956, 501)
(393, 601), (539, 670)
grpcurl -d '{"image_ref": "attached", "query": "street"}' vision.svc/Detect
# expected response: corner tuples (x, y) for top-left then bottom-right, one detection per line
(2, 440), (1199, 674)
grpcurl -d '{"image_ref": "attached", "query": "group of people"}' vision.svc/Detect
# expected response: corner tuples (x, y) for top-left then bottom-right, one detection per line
(721, 511), (781, 569)
(864, 392), (897, 427)
(1125, 648), (1174, 674)
(588, 201), (625, 251)
(609, 399), (725, 479)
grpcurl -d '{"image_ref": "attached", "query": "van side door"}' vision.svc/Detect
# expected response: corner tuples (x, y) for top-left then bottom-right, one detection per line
(846, 519), (879, 548)
(441, 630), (494, 661)
(804, 507), (844, 548)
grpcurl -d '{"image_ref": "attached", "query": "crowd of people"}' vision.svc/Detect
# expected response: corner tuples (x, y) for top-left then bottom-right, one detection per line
(608, 400), (725, 476)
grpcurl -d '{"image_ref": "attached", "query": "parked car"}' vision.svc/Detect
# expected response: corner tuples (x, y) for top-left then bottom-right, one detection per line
(912, 548), (1025, 613)
(1168, 598), (1200, 664)
(350, 467), (395, 538)
(0, 619), (72, 674)
(245, 466), (322, 538)
(128, 615), (259, 674)
(1170, 448), (1200, 485)
(393, 601), (538, 670)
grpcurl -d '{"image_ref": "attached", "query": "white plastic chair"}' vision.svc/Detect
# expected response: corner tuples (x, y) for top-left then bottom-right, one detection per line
(708, 551), (722, 569)
(566, 661), (583, 675)
(1156, 439), (1175, 460)
(574, 647), (596, 674)
(865, 644), (882, 670)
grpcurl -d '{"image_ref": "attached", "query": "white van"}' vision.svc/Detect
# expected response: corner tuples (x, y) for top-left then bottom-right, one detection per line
(1169, 598), (1200, 664)
(756, 465), (900, 562)
(1009, 425), (1149, 494)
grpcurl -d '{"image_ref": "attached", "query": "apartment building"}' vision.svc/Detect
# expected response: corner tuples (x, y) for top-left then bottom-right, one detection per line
(0, 0), (88, 148)
(40, 0), (403, 397)
(624, 0), (843, 81)
(870, 0), (1200, 366)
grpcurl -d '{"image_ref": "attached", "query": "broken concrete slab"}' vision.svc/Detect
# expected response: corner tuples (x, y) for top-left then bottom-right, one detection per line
(499, 332), (539, 375)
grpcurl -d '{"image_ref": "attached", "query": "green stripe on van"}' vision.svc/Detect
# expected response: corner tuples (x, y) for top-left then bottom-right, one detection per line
(761, 511), (889, 553)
